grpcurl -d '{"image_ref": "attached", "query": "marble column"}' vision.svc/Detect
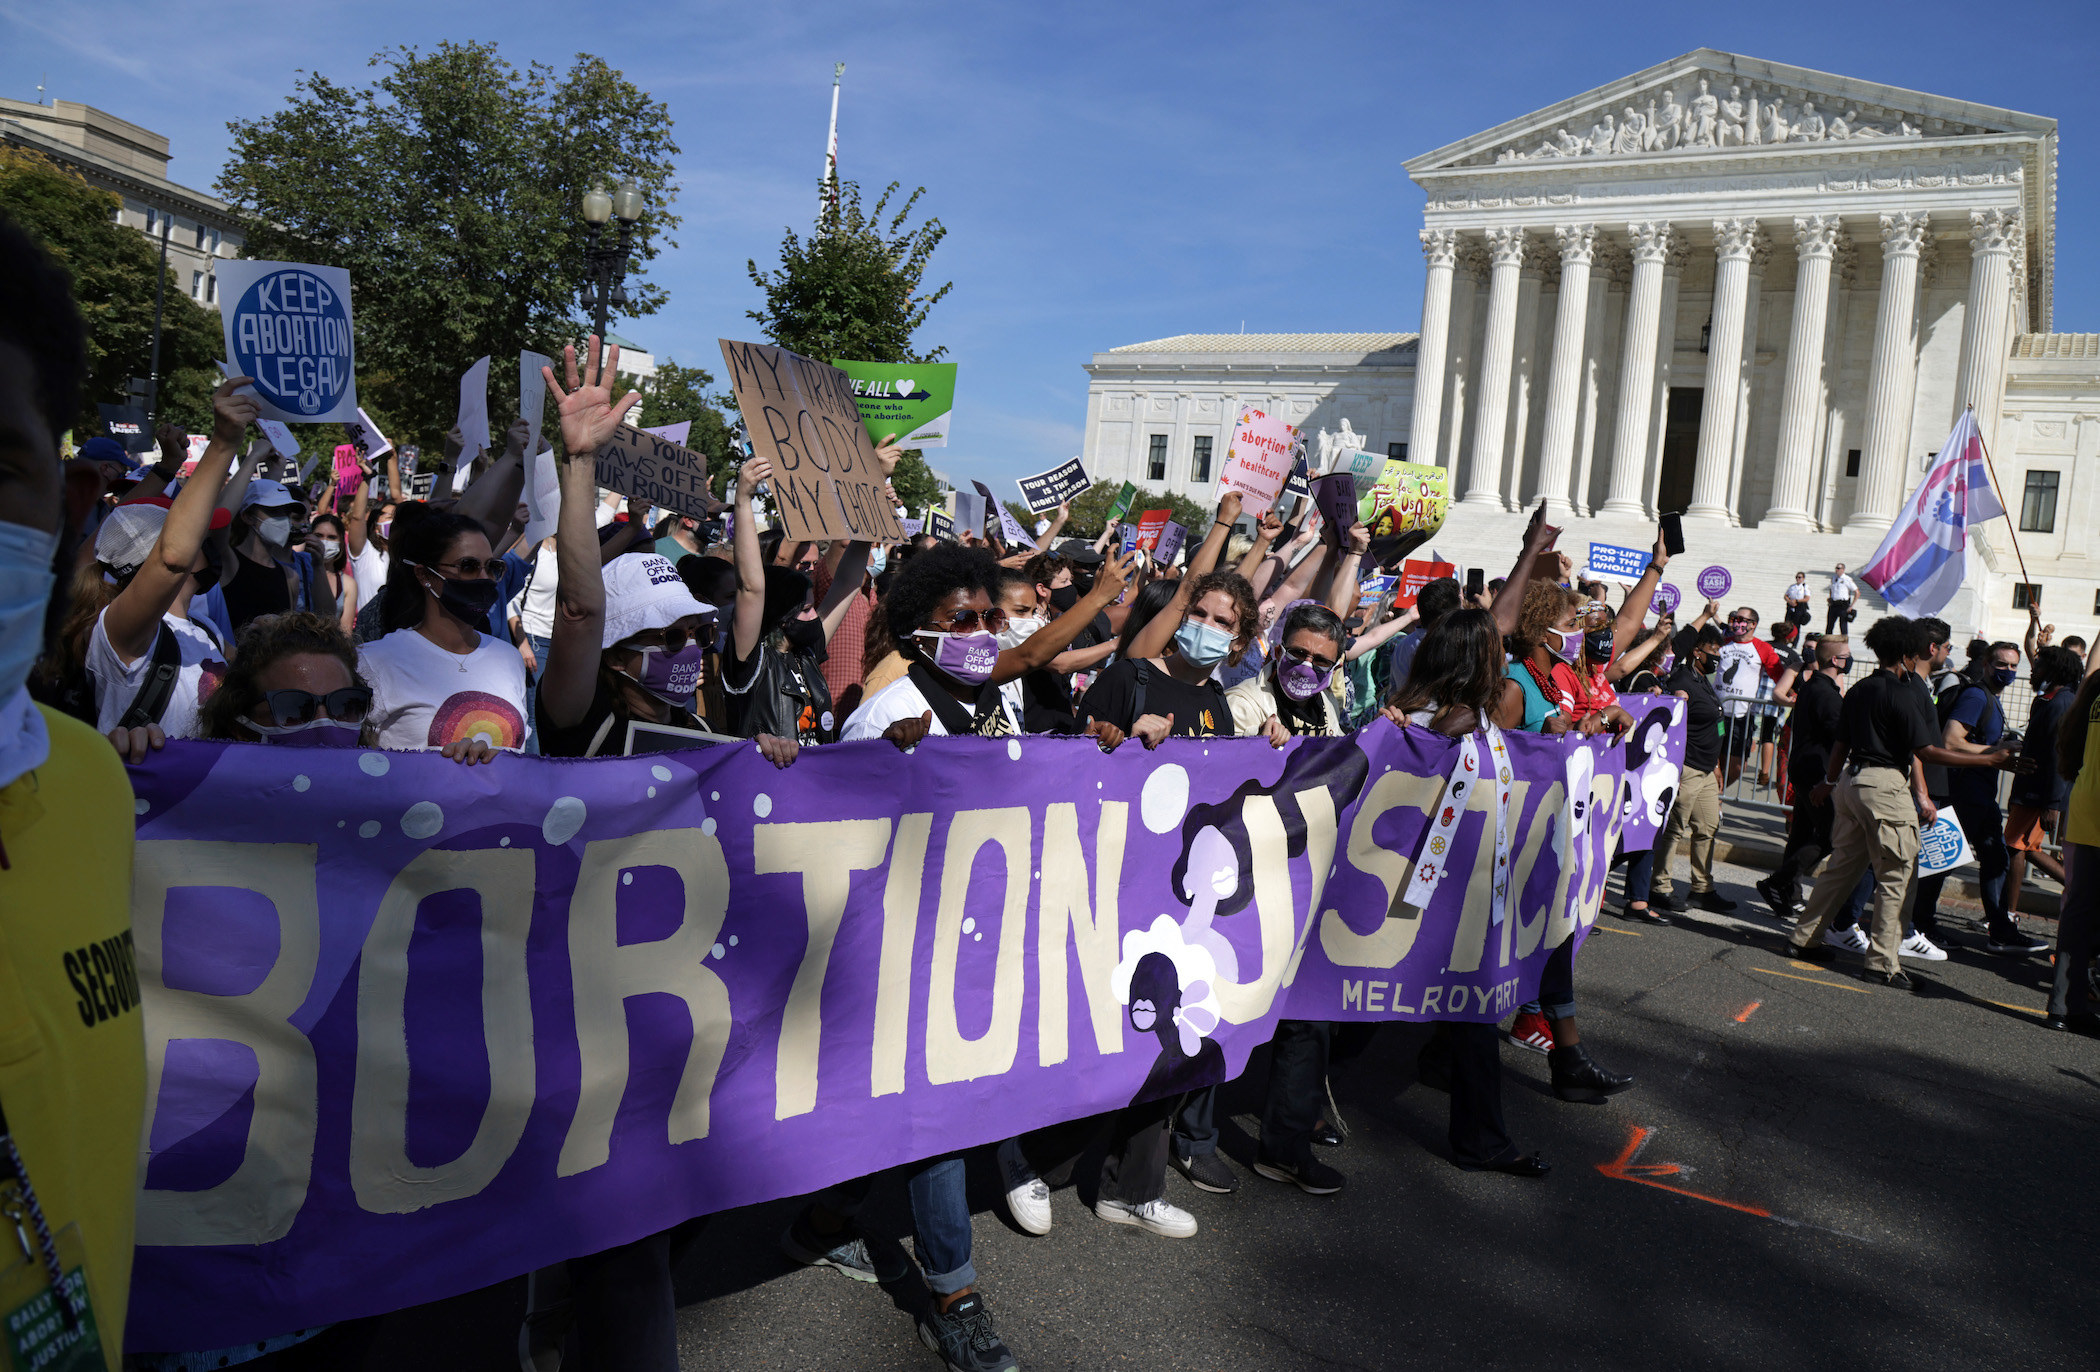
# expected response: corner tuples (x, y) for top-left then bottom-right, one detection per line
(1846, 211), (1932, 534)
(1600, 222), (1673, 516)
(1763, 216), (1843, 528)
(1687, 218), (1761, 522)
(1572, 241), (1619, 515)
(1531, 224), (1595, 515)
(1724, 233), (1771, 523)
(1644, 242), (1689, 513)
(1954, 208), (2021, 421)
(1505, 257), (1548, 508)
(1439, 244), (1483, 475)
(1465, 226), (1526, 503)
(1410, 229), (1460, 477)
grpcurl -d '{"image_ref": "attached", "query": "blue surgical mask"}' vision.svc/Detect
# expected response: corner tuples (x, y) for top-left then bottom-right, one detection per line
(0, 518), (59, 707)
(1992, 666), (2018, 688)
(1174, 619), (1234, 669)
(868, 546), (889, 576)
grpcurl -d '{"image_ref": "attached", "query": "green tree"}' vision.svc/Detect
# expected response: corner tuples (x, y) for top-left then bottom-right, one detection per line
(0, 147), (225, 438)
(889, 450), (947, 515)
(1063, 481), (1211, 539)
(217, 41), (680, 452)
(745, 178), (951, 365)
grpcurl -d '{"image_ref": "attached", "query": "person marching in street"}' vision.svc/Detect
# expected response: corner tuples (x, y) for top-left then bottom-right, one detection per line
(2004, 644), (2081, 924)
(1649, 625), (1733, 915)
(1758, 634), (1849, 920)
(2045, 649), (2100, 1034)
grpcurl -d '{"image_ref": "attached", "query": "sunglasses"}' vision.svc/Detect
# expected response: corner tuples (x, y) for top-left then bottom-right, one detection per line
(925, 607), (1009, 634)
(432, 557), (500, 578)
(626, 618), (715, 654)
(1281, 644), (1338, 672)
(262, 686), (372, 726)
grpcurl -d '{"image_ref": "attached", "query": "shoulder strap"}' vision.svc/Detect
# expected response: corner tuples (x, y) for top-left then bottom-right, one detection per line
(117, 622), (183, 730)
(1131, 660), (1151, 725)
(585, 710), (620, 759)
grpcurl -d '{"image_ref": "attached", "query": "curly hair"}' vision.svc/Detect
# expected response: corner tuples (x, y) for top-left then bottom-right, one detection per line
(1510, 578), (1582, 658)
(1863, 614), (1920, 666)
(379, 501), (489, 632)
(196, 611), (373, 743)
(1177, 570), (1258, 664)
(881, 542), (1003, 641)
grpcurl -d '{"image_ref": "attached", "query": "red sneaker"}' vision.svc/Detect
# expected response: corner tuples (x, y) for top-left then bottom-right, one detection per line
(1507, 1010), (1555, 1055)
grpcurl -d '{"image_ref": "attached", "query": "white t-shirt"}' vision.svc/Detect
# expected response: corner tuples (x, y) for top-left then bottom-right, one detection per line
(520, 542), (559, 639)
(359, 627), (531, 752)
(841, 674), (1028, 740)
(1829, 573), (1855, 602)
(88, 608), (226, 738)
(350, 540), (389, 611)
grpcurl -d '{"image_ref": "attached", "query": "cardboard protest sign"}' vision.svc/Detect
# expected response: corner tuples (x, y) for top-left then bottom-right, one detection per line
(1587, 541), (1650, 586)
(1152, 519), (1187, 565)
(1217, 405), (1297, 513)
(1017, 457), (1090, 513)
(926, 509), (955, 540)
(591, 425), (717, 522)
(1396, 559), (1456, 609)
(1104, 480), (1138, 523)
(1310, 471), (1359, 544)
(214, 260), (357, 422)
(98, 403), (152, 452)
(1134, 508), (1171, 552)
(520, 351), (553, 459)
(718, 340), (906, 543)
(831, 359), (957, 449)
(455, 356), (491, 466)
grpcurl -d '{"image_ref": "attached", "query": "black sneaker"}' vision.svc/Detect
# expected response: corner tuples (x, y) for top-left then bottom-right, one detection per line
(1172, 1150), (1239, 1194)
(1788, 941), (1838, 964)
(1755, 877), (1797, 917)
(778, 1210), (908, 1284)
(918, 1292), (1018, 1372)
(1252, 1153), (1346, 1195)
(1690, 890), (1738, 913)
(1654, 890), (1688, 913)
(1986, 926), (2050, 957)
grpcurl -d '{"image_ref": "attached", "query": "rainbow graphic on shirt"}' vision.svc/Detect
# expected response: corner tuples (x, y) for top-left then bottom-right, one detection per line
(426, 690), (525, 749)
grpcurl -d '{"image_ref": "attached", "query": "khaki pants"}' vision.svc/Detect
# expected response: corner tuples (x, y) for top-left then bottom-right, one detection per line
(1792, 768), (1919, 975)
(1652, 767), (1722, 899)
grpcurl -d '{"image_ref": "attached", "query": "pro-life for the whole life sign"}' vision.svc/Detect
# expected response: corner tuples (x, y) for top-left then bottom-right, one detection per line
(214, 260), (358, 423)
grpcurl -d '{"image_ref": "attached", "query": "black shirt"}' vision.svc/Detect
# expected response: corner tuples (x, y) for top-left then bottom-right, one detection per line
(722, 637), (835, 744)
(1077, 657), (1236, 738)
(1787, 670), (1844, 784)
(1840, 668), (1937, 773)
(224, 548), (292, 634)
(536, 677), (706, 758)
(2010, 687), (2074, 811)
(1663, 660), (1722, 772)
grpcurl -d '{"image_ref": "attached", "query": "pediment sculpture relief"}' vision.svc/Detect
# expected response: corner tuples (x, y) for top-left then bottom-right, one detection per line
(1489, 75), (1955, 164)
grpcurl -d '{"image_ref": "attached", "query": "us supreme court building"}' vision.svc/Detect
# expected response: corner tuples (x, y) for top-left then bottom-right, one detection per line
(1081, 50), (2096, 643)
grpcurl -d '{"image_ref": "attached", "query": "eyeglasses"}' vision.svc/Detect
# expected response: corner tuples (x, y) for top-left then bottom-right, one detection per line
(433, 557), (500, 578)
(626, 618), (714, 654)
(925, 606), (1009, 634)
(1281, 644), (1338, 672)
(261, 686), (372, 726)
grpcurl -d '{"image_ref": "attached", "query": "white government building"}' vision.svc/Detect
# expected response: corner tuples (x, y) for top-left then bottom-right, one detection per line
(1081, 50), (2095, 646)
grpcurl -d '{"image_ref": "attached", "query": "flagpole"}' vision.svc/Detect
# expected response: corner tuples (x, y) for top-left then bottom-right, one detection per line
(1966, 402), (2035, 590)
(820, 62), (844, 220)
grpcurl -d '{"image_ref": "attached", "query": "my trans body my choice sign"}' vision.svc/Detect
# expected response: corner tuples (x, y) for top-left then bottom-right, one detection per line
(215, 260), (357, 423)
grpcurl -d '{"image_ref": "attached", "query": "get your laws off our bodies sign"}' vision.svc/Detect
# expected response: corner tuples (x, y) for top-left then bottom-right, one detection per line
(720, 340), (908, 544)
(122, 702), (1686, 1351)
(214, 260), (358, 423)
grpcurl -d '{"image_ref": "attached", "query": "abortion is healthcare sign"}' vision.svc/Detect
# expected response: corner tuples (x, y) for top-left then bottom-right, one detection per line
(216, 261), (358, 423)
(1217, 405), (1298, 513)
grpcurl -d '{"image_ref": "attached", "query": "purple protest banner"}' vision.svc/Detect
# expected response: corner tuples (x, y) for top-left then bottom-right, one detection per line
(124, 720), (1674, 1350)
(1151, 519), (1187, 565)
(1652, 583), (1681, 615)
(1695, 565), (1732, 600)
(1612, 693), (1688, 851)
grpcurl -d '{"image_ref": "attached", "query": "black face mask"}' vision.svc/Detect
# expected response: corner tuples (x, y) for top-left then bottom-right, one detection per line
(424, 572), (501, 630)
(781, 616), (824, 653)
(1049, 585), (1081, 613)
(1583, 629), (1615, 663)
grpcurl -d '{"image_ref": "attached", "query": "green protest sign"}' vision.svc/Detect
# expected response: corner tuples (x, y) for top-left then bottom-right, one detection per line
(1104, 480), (1139, 522)
(831, 360), (958, 449)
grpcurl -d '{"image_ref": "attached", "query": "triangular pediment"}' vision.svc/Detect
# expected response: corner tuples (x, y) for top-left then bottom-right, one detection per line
(1405, 49), (2054, 174)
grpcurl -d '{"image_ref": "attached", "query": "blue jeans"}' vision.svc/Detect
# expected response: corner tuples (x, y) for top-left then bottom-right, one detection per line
(819, 1155), (974, 1296)
(524, 632), (553, 755)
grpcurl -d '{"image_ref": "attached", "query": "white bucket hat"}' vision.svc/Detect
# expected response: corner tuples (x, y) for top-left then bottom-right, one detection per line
(600, 552), (715, 648)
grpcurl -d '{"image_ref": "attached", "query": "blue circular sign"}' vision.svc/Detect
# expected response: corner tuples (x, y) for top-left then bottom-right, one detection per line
(229, 268), (354, 418)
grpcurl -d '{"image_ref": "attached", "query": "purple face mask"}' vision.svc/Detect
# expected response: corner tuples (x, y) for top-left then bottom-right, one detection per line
(631, 642), (705, 705)
(239, 717), (364, 748)
(915, 630), (999, 686)
(1277, 659), (1331, 701)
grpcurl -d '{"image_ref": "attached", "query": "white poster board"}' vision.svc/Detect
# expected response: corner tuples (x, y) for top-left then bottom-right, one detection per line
(456, 356), (491, 466)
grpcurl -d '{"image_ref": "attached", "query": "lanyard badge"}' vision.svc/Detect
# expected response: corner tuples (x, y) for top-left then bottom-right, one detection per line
(1, 1127), (103, 1372)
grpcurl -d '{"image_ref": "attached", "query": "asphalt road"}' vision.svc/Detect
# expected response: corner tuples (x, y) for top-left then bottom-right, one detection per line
(363, 856), (2099, 1371)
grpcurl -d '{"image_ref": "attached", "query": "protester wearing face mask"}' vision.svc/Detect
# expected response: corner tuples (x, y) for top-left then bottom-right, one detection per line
(305, 511), (359, 637)
(1649, 625), (1733, 914)
(32, 378), (254, 763)
(196, 612), (375, 747)
(0, 221), (155, 1365)
(1712, 606), (1796, 785)
(1228, 601), (1346, 745)
(209, 475), (331, 638)
(2004, 645), (2081, 928)
(1759, 634), (1853, 920)
(357, 501), (529, 763)
(843, 543), (1131, 747)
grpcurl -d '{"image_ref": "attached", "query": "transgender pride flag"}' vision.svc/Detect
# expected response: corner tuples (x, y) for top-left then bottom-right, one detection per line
(1859, 409), (2008, 618)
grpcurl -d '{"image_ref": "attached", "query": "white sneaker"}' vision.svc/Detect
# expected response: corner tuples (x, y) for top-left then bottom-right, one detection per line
(1827, 926), (1871, 953)
(1094, 1196), (1198, 1238)
(1899, 930), (1949, 962)
(997, 1138), (1052, 1236)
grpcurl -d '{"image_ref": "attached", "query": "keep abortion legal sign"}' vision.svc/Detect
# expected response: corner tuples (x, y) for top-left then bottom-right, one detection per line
(215, 260), (359, 423)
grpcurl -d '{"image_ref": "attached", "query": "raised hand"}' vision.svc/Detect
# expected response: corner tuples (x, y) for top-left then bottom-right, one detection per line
(544, 335), (641, 461)
(212, 376), (261, 442)
(1523, 501), (1562, 554)
(1256, 510), (1285, 541)
(1216, 489), (1244, 526)
(504, 417), (531, 457)
(1345, 524), (1370, 555)
(1090, 547), (1134, 604)
(736, 456), (774, 503)
(874, 433), (903, 477)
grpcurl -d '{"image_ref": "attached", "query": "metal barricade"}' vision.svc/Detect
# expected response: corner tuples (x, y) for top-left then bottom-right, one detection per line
(1715, 690), (1792, 815)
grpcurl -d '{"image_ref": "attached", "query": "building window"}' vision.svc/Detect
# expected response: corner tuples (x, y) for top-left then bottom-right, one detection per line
(1845, 449), (1861, 478)
(205, 274), (216, 303)
(190, 271), (204, 299)
(208, 228), (222, 254)
(2019, 470), (2059, 532)
(1387, 442), (1407, 460)
(145, 207), (159, 235)
(1191, 435), (1212, 483)
(1147, 434), (1168, 481)
(2012, 583), (2042, 610)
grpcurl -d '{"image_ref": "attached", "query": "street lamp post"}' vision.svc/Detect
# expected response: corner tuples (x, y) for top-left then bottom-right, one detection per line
(579, 178), (645, 342)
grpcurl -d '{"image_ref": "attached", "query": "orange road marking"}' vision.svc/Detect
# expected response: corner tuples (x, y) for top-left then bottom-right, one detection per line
(1595, 925), (1644, 937)
(1749, 965), (1871, 993)
(1984, 999), (2045, 1016)
(1734, 1001), (1762, 1023)
(1595, 1125), (1772, 1218)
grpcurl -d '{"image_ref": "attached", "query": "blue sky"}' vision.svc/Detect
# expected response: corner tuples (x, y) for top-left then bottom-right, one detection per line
(5, 1), (2096, 495)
